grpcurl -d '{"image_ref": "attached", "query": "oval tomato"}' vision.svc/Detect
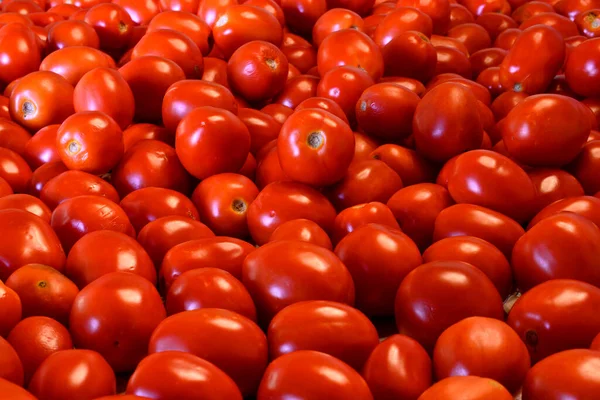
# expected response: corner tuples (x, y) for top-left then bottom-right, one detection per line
(0, 337), (23, 386)
(41, 170), (120, 210)
(269, 218), (333, 249)
(0, 281), (21, 338)
(419, 376), (513, 400)
(331, 202), (400, 245)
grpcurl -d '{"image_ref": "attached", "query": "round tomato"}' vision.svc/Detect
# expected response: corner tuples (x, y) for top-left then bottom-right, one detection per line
(40, 46), (116, 86)
(312, 8), (365, 48)
(0, 23), (41, 86)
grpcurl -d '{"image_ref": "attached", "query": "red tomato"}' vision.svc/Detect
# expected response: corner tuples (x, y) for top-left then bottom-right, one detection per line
(22, 125), (60, 170)
(27, 161), (67, 198)
(0, 336), (23, 386)
(434, 317), (530, 393)
(448, 23), (491, 54)
(430, 35), (470, 56)
(475, 12), (517, 40)
(511, 1), (553, 23)
(331, 202), (399, 245)
(0, 23), (41, 86)
(492, 27), (520, 50)
(0, 377), (39, 400)
(575, 9), (600, 38)
(41, 170), (120, 210)
(369, 144), (436, 186)
(0, 147), (32, 193)
(268, 300), (378, 369)
(242, 240), (355, 323)
(40, 46), (116, 86)
(127, 352), (243, 399)
(70, 272), (166, 372)
(149, 308), (267, 396)
(434, 45), (473, 78)
(352, 132), (380, 163)
(555, 0), (600, 20)
(397, 0), (451, 34)
(83, 3), (133, 50)
(119, 56), (186, 123)
(312, 8), (364, 48)
(569, 140), (600, 195)
(449, 3), (475, 28)
(166, 267), (256, 320)
(147, 11), (211, 55)
(196, 0), (236, 28)
(202, 57), (229, 87)
(519, 12), (579, 38)
(528, 169), (586, 214)
(0, 279), (21, 339)
(0, 194), (51, 222)
(113, 0), (160, 25)
(159, 236), (254, 289)
(29, 349), (116, 400)
(295, 97), (349, 125)
(381, 31), (437, 82)
(564, 38), (600, 98)
(8, 316), (73, 383)
(0, 177), (12, 198)
(374, 7), (433, 50)
(5, 264), (77, 325)
(362, 334), (431, 399)
(335, 224), (421, 316)
(592, 332), (600, 350)
(529, 196), (600, 230)
(245, 0), (286, 26)
(419, 376), (513, 400)
(122, 123), (173, 151)
(257, 351), (373, 399)
(470, 48), (507, 77)
(261, 103), (294, 124)
(269, 218), (333, 249)
(508, 279), (600, 364)
(280, 0), (327, 36)
(274, 74), (320, 109)
(499, 25), (565, 94)
(0, 118), (32, 157)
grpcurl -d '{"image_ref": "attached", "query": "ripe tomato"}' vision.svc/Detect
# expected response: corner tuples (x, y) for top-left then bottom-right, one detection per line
(280, 0), (327, 36)
(335, 224), (421, 316)
(564, 38), (600, 98)
(0, 23), (41, 86)
(175, 106), (250, 180)
(0, 337), (23, 386)
(246, 0), (285, 26)
(196, 0), (236, 28)
(522, 349), (600, 399)
(519, 12), (579, 38)
(569, 140), (600, 195)
(418, 376), (513, 400)
(149, 308), (268, 396)
(502, 94), (591, 167)
(470, 48), (507, 77)
(147, 11), (212, 55)
(575, 9), (600, 38)
(27, 161), (68, 198)
(236, 108), (283, 155)
(257, 351), (373, 400)
(395, 260), (504, 351)
(331, 202), (399, 245)
(434, 317), (530, 393)
(269, 218), (333, 249)
(352, 133), (380, 163)
(447, 23), (491, 54)
(490, 91), (527, 122)
(41, 170), (120, 210)
(592, 332), (600, 350)
(0, 194), (51, 222)
(5, 264), (77, 325)
(83, 3), (133, 50)
(166, 268), (256, 320)
(268, 300), (378, 369)
(312, 8), (364, 48)
(381, 31), (437, 82)
(275, 74), (320, 109)
(0, 279), (21, 338)
(449, 3), (475, 28)
(397, 0), (451, 35)
(511, 1), (554, 24)
(374, 7), (433, 50)
(127, 352), (243, 400)
(508, 279), (600, 364)
(476, 12), (517, 40)
(0, 147), (32, 193)
(122, 123), (173, 151)
(70, 272), (166, 373)
(529, 196), (600, 230)
(112, 140), (192, 198)
(242, 240), (355, 323)
(261, 103), (294, 124)
(202, 57), (229, 87)
(0, 119), (31, 157)
(0, 378), (36, 400)
(132, 29), (204, 79)
(369, 144), (436, 186)
(39, 46), (116, 86)
(119, 187), (200, 233)
(8, 316), (73, 383)
(113, 0), (161, 25)
(29, 349), (116, 400)
(22, 125), (60, 170)
(255, 146), (291, 188)
(160, 236), (254, 288)
(499, 25), (565, 94)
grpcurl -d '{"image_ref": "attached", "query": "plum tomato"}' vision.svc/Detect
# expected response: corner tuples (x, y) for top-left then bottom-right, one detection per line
(278, 108), (354, 186)
(0, 194), (51, 223)
(369, 144), (437, 186)
(39, 46), (116, 86)
(69, 272), (166, 373)
(0, 280), (21, 338)
(268, 218), (333, 249)
(569, 140), (600, 195)
(47, 20), (100, 52)
(507, 279), (600, 364)
(275, 74), (320, 110)
(122, 123), (173, 151)
(22, 124), (60, 170)
(0, 119), (31, 157)
(0, 336), (23, 386)
(27, 161), (68, 198)
(528, 169), (585, 214)
(0, 23), (41, 86)
(528, 195), (600, 229)
(397, 0), (451, 35)
(147, 11), (212, 55)
(279, 0), (327, 37)
(83, 3), (134, 50)
(331, 202), (399, 245)
(382, 31), (437, 82)
(418, 376), (513, 400)
(0, 147), (32, 193)
(564, 38), (600, 98)
(312, 8), (365, 48)
(40, 170), (120, 210)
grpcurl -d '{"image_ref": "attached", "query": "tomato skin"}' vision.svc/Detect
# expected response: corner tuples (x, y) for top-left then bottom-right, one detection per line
(269, 218), (333, 249)
(41, 170), (120, 210)
(175, 106), (250, 180)
(257, 350), (373, 400)
(126, 351), (243, 400)
(0, 337), (23, 386)
(70, 272), (166, 373)
(280, 0), (327, 36)
(569, 140), (600, 195)
(0, 23), (41, 86)
(0, 194), (51, 222)
(147, 11), (211, 55)
(202, 57), (230, 87)
(413, 82), (483, 163)
(512, 213), (600, 292)
(160, 236), (254, 289)
(381, 31), (437, 82)
(312, 8), (365, 48)
(352, 133), (380, 163)
(274, 74), (319, 109)
(369, 144), (436, 186)
(519, 12), (579, 38)
(374, 7), (433, 50)
(508, 279), (600, 365)
(592, 332), (600, 350)
(122, 124), (173, 152)
(236, 108), (282, 155)
(40, 46), (116, 86)
(29, 349), (116, 400)
(242, 240), (355, 324)
(499, 25), (565, 94)
(419, 376), (513, 400)
(502, 94), (591, 167)
(434, 45), (473, 78)
(0, 118), (32, 157)
(8, 316), (73, 384)
(397, 0), (451, 35)
(162, 80), (238, 133)
(470, 48), (507, 78)
(0, 147), (32, 194)
(575, 9), (600, 38)
(564, 38), (600, 98)
(433, 317), (530, 393)
(0, 378), (36, 400)
(0, 281), (21, 338)
(447, 22), (491, 54)
(331, 202), (399, 245)
(119, 56), (186, 123)
(261, 103), (294, 124)
(22, 125), (60, 170)
(149, 308), (268, 396)
(335, 224), (421, 316)
(27, 161), (68, 198)
(5, 264), (77, 325)
(529, 195), (599, 231)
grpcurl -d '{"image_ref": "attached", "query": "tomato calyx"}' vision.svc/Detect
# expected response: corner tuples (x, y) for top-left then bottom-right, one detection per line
(265, 58), (278, 70)
(525, 329), (539, 350)
(118, 21), (128, 33)
(231, 198), (247, 214)
(37, 280), (47, 288)
(67, 140), (81, 155)
(22, 101), (36, 119)
(514, 83), (523, 92)
(307, 131), (324, 149)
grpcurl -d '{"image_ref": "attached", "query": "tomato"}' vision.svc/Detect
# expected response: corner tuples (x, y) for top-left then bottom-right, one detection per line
(280, 0), (327, 36)
(352, 132), (380, 163)
(592, 332), (600, 350)
(430, 35), (470, 57)
(419, 376), (513, 400)
(201, 57), (229, 88)
(501, 94), (591, 166)
(228, 41), (288, 102)
(21, 125), (59, 170)
(269, 218), (333, 249)
(70, 272), (166, 373)
(166, 267), (256, 320)
(162, 80), (237, 133)
(132, 29), (204, 75)
(0, 194), (50, 223)
(575, 9), (600, 38)
(40, 46), (116, 86)
(0, 177), (12, 198)
(112, 0), (160, 25)
(331, 202), (399, 245)
(191, 173), (258, 238)
(242, 240), (354, 323)
(175, 106), (250, 180)
(274, 74), (318, 109)
(29, 349), (116, 400)
(0, 23), (41, 86)
(413, 82), (483, 163)
(470, 48), (507, 78)
(246, 0), (285, 26)
(490, 90), (527, 121)
(8, 316), (72, 383)
(519, 12), (578, 38)
(47, 4), (80, 18)
(122, 124), (172, 152)
(569, 140), (600, 195)
(434, 45), (472, 78)
(268, 300), (378, 370)
(258, 350), (372, 399)
(312, 8), (364, 48)
(395, 260), (504, 351)
(528, 169), (585, 214)
(40, 170), (119, 210)
(369, 145), (435, 186)
(2, 0), (43, 14)
(374, 7), (433, 51)
(334, 223), (421, 316)
(247, 181), (336, 245)
(434, 317), (530, 393)
(475, 12), (517, 40)
(261, 103), (294, 124)
(147, 11), (211, 55)
(0, 118), (31, 158)
(316, 66), (374, 124)
(127, 351), (243, 399)
(449, 3), (475, 28)
(555, 0), (600, 20)
(0, 337), (23, 386)
(160, 236), (254, 289)
(530, 196), (600, 232)
(149, 308), (267, 396)
(0, 378), (36, 400)
(381, 31), (437, 82)
(196, 0), (235, 28)
(27, 161), (66, 198)
(397, 0), (451, 35)
(447, 23), (491, 55)
(511, 1), (553, 23)
(564, 38), (600, 98)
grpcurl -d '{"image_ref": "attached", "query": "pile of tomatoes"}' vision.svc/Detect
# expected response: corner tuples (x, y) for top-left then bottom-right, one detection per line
(0, 0), (599, 398)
